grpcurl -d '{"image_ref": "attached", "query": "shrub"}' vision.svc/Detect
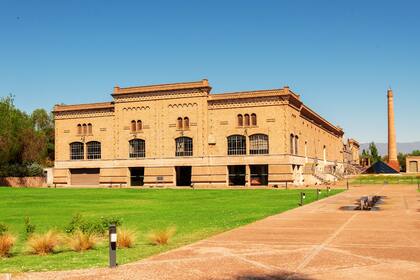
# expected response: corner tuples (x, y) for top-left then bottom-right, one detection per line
(0, 223), (8, 236)
(148, 227), (176, 245)
(66, 231), (97, 252)
(27, 230), (61, 255)
(0, 233), (16, 257)
(117, 228), (136, 248)
(65, 213), (122, 235)
(24, 216), (36, 238)
(64, 213), (84, 234)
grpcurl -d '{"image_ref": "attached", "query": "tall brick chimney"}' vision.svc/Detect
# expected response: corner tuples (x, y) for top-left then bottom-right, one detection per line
(387, 88), (399, 171)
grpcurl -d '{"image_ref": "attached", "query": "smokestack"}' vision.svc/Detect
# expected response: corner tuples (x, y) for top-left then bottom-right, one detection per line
(387, 88), (399, 171)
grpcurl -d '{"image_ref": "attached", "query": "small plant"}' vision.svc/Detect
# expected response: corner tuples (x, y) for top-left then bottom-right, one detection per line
(0, 233), (16, 257)
(64, 214), (123, 235)
(24, 216), (36, 238)
(0, 223), (8, 236)
(66, 231), (97, 252)
(117, 228), (136, 248)
(148, 227), (176, 246)
(64, 213), (84, 234)
(27, 230), (61, 255)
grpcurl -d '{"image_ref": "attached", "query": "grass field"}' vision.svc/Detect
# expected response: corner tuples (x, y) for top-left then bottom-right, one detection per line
(0, 187), (342, 273)
(350, 175), (420, 185)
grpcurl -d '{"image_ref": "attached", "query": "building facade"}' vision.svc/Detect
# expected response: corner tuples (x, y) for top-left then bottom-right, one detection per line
(406, 156), (420, 173)
(53, 79), (355, 187)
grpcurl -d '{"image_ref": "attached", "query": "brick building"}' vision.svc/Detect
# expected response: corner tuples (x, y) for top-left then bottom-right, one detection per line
(53, 79), (358, 187)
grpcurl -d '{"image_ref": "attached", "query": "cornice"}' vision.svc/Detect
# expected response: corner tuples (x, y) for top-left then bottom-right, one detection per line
(112, 79), (211, 95)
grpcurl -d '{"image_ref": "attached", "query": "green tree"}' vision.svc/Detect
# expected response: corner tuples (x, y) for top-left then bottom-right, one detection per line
(410, 150), (420, 156)
(397, 152), (407, 172)
(369, 142), (381, 163)
(0, 95), (54, 175)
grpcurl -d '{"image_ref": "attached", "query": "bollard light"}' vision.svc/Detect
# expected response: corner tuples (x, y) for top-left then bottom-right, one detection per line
(109, 224), (117, 268)
(316, 189), (320, 200)
(346, 179), (349, 190)
(300, 192), (306, 206)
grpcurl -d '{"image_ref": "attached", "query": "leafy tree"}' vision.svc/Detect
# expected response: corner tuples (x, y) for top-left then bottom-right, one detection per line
(0, 95), (54, 176)
(410, 150), (420, 156)
(397, 152), (406, 172)
(368, 142), (381, 163)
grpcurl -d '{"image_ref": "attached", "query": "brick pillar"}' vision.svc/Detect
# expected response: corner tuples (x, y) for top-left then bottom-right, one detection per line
(387, 89), (400, 171)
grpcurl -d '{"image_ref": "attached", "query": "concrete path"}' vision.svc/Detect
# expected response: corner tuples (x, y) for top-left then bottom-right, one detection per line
(5, 185), (420, 280)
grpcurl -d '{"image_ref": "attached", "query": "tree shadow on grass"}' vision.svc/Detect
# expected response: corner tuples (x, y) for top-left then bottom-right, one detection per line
(236, 271), (314, 280)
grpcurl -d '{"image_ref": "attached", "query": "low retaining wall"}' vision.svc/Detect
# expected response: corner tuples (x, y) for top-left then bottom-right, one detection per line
(0, 177), (46, 187)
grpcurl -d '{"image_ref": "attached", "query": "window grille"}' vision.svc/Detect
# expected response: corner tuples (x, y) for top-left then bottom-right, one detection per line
(129, 139), (145, 158)
(249, 134), (269, 154)
(86, 141), (101, 159)
(175, 137), (193, 156)
(70, 142), (84, 160)
(227, 135), (246, 155)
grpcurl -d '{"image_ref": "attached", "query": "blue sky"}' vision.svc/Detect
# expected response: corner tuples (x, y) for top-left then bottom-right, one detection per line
(1, 0), (419, 143)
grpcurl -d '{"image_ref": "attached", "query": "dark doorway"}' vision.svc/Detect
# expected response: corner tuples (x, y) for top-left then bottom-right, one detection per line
(175, 166), (192, 186)
(228, 165), (246, 186)
(130, 167), (144, 186)
(250, 165), (268, 186)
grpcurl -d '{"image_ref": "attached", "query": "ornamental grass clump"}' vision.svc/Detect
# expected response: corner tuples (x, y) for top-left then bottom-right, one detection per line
(117, 228), (136, 248)
(27, 230), (61, 255)
(0, 224), (16, 258)
(148, 227), (176, 246)
(66, 231), (97, 252)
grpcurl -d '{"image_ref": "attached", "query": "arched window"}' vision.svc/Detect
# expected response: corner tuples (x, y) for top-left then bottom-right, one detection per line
(183, 117), (189, 129)
(290, 134), (295, 154)
(294, 136), (299, 155)
(137, 120), (142, 131)
(323, 145), (327, 161)
(244, 114), (250, 126)
(87, 123), (92, 134)
(82, 124), (87, 135)
(131, 120), (136, 132)
(251, 113), (257, 126)
(129, 139), (145, 158)
(70, 142), (84, 160)
(177, 117), (183, 129)
(175, 137), (193, 156)
(249, 134), (269, 154)
(227, 135), (246, 155)
(86, 141), (101, 160)
(237, 114), (243, 127)
(77, 124), (82, 135)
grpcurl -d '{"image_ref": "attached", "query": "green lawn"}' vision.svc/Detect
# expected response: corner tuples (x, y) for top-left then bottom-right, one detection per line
(350, 175), (420, 185)
(0, 187), (342, 273)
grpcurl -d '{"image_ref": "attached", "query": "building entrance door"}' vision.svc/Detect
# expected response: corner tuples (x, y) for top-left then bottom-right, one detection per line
(130, 167), (144, 186)
(175, 166), (192, 186)
(409, 161), (418, 173)
(228, 165), (246, 186)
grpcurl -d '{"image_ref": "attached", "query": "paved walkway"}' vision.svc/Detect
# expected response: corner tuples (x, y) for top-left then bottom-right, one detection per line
(5, 185), (420, 280)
